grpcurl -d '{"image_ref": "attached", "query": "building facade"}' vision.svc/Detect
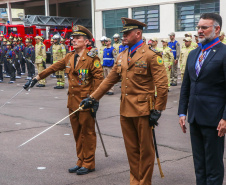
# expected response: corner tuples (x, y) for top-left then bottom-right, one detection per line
(93, 0), (225, 44)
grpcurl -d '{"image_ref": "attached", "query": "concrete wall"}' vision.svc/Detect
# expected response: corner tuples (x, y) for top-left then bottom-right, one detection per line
(94, 0), (223, 46)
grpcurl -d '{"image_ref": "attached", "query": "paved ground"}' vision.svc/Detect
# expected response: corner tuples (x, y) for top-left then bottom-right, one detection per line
(0, 68), (226, 185)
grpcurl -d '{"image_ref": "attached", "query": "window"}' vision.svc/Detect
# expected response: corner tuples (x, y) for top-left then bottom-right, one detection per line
(7, 27), (18, 35)
(0, 26), (6, 34)
(25, 27), (34, 35)
(103, 9), (128, 38)
(132, 5), (160, 33)
(175, 0), (219, 31)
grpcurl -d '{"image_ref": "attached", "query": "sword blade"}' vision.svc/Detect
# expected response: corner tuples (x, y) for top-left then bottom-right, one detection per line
(18, 107), (83, 148)
(0, 88), (24, 109)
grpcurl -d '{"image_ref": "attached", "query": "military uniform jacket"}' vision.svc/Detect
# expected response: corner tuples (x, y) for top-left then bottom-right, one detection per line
(113, 42), (121, 54)
(18, 43), (25, 61)
(160, 47), (174, 64)
(52, 43), (66, 63)
(24, 45), (35, 61)
(92, 43), (168, 117)
(179, 46), (194, 66)
(35, 42), (46, 64)
(38, 49), (104, 111)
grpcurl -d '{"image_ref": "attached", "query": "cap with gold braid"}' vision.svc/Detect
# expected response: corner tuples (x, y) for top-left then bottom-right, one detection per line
(6, 41), (12, 46)
(71, 25), (93, 39)
(9, 35), (14, 39)
(120, 17), (147, 33)
(13, 37), (18, 42)
(3, 38), (7, 42)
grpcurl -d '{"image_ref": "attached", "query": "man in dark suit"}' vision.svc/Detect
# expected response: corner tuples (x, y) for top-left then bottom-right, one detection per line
(178, 13), (226, 185)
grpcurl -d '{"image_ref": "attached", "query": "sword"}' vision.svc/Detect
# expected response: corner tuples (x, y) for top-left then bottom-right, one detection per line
(94, 117), (108, 157)
(0, 88), (24, 109)
(153, 128), (164, 178)
(18, 106), (83, 148)
(150, 96), (164, 178)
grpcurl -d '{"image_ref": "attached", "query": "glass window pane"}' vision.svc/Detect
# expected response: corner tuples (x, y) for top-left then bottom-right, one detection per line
(175, 0), (219, 31)
(103, 9), (128, 38)
(132, 5), (159, 33)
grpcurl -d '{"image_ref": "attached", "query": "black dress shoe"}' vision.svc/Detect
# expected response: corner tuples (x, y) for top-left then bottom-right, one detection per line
(36, 84), (45, 87)
(54, 86), (64, 89)
(76, 167), (95, 175)
(68, 165), (81, 173)
(108, 92), (114, 95)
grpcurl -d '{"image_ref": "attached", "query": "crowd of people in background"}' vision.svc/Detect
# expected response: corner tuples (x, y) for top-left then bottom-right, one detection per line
(1, 28), (226, 91)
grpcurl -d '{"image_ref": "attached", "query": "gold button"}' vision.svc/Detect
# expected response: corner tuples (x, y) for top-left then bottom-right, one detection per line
(72, 87), (74, 88)
(140, 71), (142, 73)
(72, 79), (74, 81)
(125, 86), (127, 88)
(126, 78), (128, 80)
(126, 94), (128, 96)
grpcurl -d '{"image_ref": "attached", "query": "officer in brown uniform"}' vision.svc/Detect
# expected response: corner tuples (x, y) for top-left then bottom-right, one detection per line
(24, 25), (104, 175)
(80, 18), (168, 185)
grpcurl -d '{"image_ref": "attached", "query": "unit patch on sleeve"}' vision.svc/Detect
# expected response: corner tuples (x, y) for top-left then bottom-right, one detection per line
(157, 56), (163, 65)
(94, 60), (100, 68)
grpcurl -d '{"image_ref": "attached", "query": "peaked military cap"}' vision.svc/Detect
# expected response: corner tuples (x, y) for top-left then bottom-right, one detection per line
(6, 41), (11, 45)
(161, 39), (168, 43)
(183, 37), (192, 42)
(34, 35), (42, 40)
(25, 38), (32, 43)
(18, 37), (23, 41)
(120, 17), (147, 33)
(3, 38), (7, 42)
(13, 37), (18, 42)
(9, 35), (14, 39)
(71, 25), (93, 39)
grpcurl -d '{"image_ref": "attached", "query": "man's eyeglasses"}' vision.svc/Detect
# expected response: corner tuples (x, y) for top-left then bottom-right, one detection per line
(196, 25), (214, 31)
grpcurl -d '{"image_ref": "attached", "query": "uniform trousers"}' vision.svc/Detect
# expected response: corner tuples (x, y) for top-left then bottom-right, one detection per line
(180, 64), (186, 81)
(103, 66), (114, 93)
(26, 59), (35, 78)
(20, 58), (26, 73)
(164, 62), (172, 89)
(69, 109), (96, 169)
(120, 115), (155, 185)
(0, 64), (3, 80)
(3, 58), (10, 75)
(55, 70), (65, 87)
(170, 60), (177, 84)
(14, 58), (21, 76)
(6, 60), (15, 81)
(36, 63), (46, 85)
(190, 121), (225, 185)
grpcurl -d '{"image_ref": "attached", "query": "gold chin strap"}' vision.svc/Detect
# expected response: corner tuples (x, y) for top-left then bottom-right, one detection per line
(72, 31), (87, 36)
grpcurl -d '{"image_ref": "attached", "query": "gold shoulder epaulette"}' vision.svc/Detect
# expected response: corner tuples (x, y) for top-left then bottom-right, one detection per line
(87, 50), (96, 58)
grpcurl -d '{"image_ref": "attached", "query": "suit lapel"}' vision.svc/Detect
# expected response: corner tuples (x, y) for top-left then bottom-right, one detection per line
(128, 44), (145, 70)
(198, 43), (221, 78)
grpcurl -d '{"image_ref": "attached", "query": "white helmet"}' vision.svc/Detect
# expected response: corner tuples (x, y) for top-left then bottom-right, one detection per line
(100, 36), (107, 41)
(113, 33), (120, 39)
(52, 34), (61, 43)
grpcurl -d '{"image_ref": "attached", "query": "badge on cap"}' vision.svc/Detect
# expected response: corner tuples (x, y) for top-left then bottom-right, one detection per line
(121, 18), (126, 26)
(72, 26), (77, 32)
